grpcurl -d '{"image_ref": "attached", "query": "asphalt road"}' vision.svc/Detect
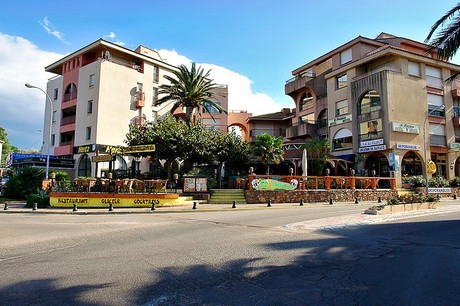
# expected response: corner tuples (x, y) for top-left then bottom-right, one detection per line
(1, 203), (459, 305)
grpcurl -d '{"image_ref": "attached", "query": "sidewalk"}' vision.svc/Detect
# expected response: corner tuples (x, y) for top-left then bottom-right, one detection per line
(0, 200), (374, 215)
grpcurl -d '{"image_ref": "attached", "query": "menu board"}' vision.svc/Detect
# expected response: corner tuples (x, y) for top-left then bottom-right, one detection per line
(183, 177), (208, 193)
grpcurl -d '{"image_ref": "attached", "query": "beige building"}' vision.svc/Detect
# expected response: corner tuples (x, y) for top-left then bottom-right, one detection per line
(285, 33), (460, 186)
(44, 39), (228, 178)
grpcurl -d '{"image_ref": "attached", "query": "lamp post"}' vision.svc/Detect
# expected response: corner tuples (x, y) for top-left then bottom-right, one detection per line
(423, 104), (445, 195)
(25, 83), (53, 180)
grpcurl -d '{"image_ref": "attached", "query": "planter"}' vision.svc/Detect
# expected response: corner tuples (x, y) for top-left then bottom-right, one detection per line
(364, 202), (438, 215)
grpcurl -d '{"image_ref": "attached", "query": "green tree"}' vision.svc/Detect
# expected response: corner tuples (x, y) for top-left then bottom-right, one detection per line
(426, 3), (460, 60)
(0, 127), (19, 167)
(155, 62), (227, 126)
(252, 133), (284, 174)
(301, 138), (331, 176)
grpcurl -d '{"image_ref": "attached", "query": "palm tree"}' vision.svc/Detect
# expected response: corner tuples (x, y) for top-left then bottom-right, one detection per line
(425, 3), (460, 61)
(155, 62), (227, 126)
(252, 133), (284, 174)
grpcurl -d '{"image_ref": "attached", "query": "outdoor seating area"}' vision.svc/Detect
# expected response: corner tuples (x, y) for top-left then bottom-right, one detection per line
(72, 178), (169, 194)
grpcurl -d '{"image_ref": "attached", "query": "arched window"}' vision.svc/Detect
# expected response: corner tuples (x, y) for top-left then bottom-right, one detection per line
(317, 109), (328, 128)
(359, 90), (381, 115)
(77, 154), (91, 177)
(299, 92), (313, 111)
(333, 129), (352, 150)
(63, 83), (78, 102)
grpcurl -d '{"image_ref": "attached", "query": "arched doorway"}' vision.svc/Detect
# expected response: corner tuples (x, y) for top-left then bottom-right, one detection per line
(77, 154), (91, 177)
(364, 152), (390, 177)
(401, 151), (423, 176)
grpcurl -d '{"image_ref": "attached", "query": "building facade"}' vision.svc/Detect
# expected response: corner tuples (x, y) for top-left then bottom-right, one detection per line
(285, 33), (460, 186)
(43, 39), (228, 178)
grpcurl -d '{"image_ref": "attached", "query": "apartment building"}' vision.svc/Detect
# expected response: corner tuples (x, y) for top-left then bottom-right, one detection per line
(43, 39), (228, 178)
(285, 33), (460, 186)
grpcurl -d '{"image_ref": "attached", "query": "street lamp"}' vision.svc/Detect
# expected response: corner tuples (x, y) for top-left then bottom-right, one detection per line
(25, 83), (53, 180)
(423, 104), (445, 195)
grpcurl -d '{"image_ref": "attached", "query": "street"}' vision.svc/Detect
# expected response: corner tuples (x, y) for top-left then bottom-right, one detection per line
(1, 203), (460, 305)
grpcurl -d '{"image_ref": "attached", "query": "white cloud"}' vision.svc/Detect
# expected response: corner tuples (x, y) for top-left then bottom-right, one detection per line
(157, 49), (282, 115)
(103, 32), (126, 46)
(39, 17), (70, 44)
(0, 33), (63, 149)
(106, 32), (116, 39)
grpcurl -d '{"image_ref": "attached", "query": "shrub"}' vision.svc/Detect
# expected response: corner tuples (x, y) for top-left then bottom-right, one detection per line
(25, 190), (50, 208)
(429, 176), (450, 188)
(399, 193), (425, 204)
(450, 176), (460, 187)
(3, 167), (45, 199)
(387, 197), (399, 205)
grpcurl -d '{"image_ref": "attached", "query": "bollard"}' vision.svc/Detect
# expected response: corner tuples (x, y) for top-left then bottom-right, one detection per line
(355, 197), (359, 204)
(3, 203), (8, 210)
(300, 199), (304, 206)
(33, 203), (38, 211)
(378, 197), (382, 203)
(267, 200), (272, 207)
(232, 201), (236, 209)
(454, 194), (457, 200)
(73, 204), (78, 212)
(109, 203), (114, 211)
(192, 202), (197, 209)
(329, 198), (333, 205)
(151, 203), (156, 211)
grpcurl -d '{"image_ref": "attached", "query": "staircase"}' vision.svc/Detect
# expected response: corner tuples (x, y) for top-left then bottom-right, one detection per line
(209, 189), (247, 204)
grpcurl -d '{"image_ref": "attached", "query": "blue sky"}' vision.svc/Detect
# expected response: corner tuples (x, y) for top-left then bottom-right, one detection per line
(0, 0), (456, 150)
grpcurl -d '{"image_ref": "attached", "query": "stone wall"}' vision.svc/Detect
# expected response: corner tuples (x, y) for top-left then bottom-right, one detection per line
(244, 189), (398, 204)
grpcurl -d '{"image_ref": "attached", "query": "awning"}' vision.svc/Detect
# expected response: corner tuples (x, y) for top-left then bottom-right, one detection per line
(333, 129), (352, 139)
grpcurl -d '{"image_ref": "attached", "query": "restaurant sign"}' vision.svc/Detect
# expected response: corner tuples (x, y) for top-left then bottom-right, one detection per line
(360, 138), (384, 147)
(391, 122), (420, 134)
(396, 143), (420, 151)
(91, 155), (115, 163)
(123, 144), (156, 154)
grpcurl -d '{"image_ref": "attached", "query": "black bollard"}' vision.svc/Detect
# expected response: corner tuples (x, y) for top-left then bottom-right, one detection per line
(232, 201), (236, 209)
(378, 196), (382, 203)
(3, 203), (8, 210)
(454, 194), (457, 200)
(109, 203), (114, 211)
(192, 202), (197, 209)
(33, 203), (37, 211)
(300, 199), (304, 206)
(267, 200), (272, 207)
(151, 203), (156, 211)
(329, 198), (333, 205)
(73, 204), (78, 212)
(355, 197), (359, 204)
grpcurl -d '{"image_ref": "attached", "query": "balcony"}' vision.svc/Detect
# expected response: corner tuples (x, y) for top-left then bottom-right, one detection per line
(285, 75), (314, 95)
(60, 115), (76, 126)
(54, 141), (74, 156)
(285, 121), (317, 139)
(63, 91), (77, 102)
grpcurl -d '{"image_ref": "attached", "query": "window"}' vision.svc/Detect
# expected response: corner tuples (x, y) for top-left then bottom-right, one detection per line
(86, 126), (91, 141)
(87, 100), (93, 114)
(340, 48), (352, 64)
(336, 74), (347, 89)
(359, 90), (381, 115)
(359, 118), (383, 141)
(53, 88), (59, 100)
(427, 94), (445, 116)
(52, 110), (57, 122)
(408, 61), (421, 77)
(153, 66), (159, 83)
(318, 109), (328, 128)
(333, 129), (352, 150)
(51, 134), (55, 146)
(151, 110), (158, 122)
(425, 65), (442, 88)
(336, 100), (348, 116)
(152, 87), (158, 104)
(89, 74), (95, 88)
(203, 100), (222, 113)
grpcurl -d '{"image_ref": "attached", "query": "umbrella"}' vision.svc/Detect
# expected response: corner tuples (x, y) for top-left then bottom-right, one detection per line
(302, 149), (308, 177)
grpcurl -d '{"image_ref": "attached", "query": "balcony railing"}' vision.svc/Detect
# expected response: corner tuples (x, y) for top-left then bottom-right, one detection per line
(60, 115), (76, 126)
(63, 91), (77, 102)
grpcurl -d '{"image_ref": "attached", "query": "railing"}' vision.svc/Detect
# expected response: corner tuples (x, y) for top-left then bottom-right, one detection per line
(60, 115), (76, 126)
(246, 174), (396, 191)
(63, 91), (77, 102)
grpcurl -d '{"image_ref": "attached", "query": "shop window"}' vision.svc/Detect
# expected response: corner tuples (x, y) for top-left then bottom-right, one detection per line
(359, 118), (383, 141)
